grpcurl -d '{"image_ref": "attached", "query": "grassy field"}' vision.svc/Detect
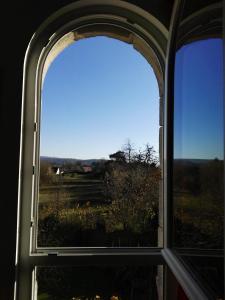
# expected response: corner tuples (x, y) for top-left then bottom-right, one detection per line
(38, 172), (158, 247)
(174, 190), (223, 248)
(39, 173), (105, 206)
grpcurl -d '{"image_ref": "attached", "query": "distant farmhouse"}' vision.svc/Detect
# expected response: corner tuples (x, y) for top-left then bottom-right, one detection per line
(82, 165), (92, 173)
(48, 164), (92, 175)
(47, 166), (59, 175)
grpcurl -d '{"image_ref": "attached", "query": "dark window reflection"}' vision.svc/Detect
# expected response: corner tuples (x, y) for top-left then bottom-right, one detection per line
(173, 38), (224, 297)
(37, 266), (160, 300)
(173, 38), (224, 249)
(180, 253), (224, 298)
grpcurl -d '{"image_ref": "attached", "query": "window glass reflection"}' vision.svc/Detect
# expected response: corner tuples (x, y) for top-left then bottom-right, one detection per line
(173, 38), (224, 297)
(173, 38), (224, 249)
(37, 266), (160, 300)
(182, 254), (224, 297)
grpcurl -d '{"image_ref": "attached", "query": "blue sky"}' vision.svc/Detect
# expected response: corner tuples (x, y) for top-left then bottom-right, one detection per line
(41, 36), (159, 159)
(41, 36), (223, 161)
(174, 38), (224, 160)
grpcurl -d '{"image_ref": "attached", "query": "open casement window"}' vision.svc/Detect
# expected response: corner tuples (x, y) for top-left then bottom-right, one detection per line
(16, 1), (224, 300)
(163, 0), (224, 299)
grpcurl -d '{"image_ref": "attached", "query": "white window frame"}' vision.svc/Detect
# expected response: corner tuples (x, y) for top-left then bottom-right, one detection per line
(15, 0), (223, 299)
(15, 1), (167, 299)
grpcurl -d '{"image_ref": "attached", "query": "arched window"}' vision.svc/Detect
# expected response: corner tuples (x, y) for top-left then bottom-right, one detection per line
(38, 36), (160, 249)
(16, 1), (166, 299)
(15, 1), (224, 299)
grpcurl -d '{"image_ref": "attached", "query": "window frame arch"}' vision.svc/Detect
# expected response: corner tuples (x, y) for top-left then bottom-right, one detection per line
(16, 1), (223, 299)
(16, 1), (167, 299)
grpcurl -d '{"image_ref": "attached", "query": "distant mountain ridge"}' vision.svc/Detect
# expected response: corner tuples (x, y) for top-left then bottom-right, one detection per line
(174, 158), (222, 164)
(41, 156), (107, 165)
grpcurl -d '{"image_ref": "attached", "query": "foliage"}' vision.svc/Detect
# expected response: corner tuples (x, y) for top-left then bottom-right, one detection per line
(174, 158), (224, 248)
(39, 161), (54, 185)
(38, 142), (160, 247)
(104, 142), (160, 233)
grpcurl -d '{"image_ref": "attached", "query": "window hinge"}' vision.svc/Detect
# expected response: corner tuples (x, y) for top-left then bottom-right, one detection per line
(32, 166), (35, 174)
(34, 122), (37, 132)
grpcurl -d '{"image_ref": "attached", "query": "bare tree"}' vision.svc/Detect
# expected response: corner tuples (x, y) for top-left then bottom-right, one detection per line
(122, 139), (135, 163)
(105, 141), (160, 233)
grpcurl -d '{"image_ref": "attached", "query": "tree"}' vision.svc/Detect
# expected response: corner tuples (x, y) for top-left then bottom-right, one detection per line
(39, 160), (53, 185)
(143, 143), (158, 166)
(109, 151), (126, 162)
(122, 139), (135, 163)
(105, 141), (160, 233)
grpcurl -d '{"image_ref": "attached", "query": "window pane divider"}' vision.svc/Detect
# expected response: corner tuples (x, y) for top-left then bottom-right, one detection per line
(25, 249), (164, 266)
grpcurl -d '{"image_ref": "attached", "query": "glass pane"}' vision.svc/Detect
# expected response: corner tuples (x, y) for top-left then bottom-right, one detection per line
(173, 3), (224, 297)
(174, 38), (224, 249)
(38, 36), (160, 247)
(36, 266), (161, 300)
(179, 253), (224, 297)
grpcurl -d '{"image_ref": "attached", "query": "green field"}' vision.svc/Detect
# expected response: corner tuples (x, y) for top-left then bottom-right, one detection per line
(39, 173), (105, 207)
(38, 171), (158, 247)
(174, 190), (223, 248)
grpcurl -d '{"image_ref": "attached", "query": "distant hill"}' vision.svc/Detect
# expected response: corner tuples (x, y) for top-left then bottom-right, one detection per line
(41, 157), (222, 167)
(174, 158), (222, 165)
(40, 156), (108, 166)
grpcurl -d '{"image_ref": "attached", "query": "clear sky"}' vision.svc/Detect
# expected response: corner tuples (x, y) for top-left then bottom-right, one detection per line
(174, 38), (224, 160)
(41, 36), (159, 159)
